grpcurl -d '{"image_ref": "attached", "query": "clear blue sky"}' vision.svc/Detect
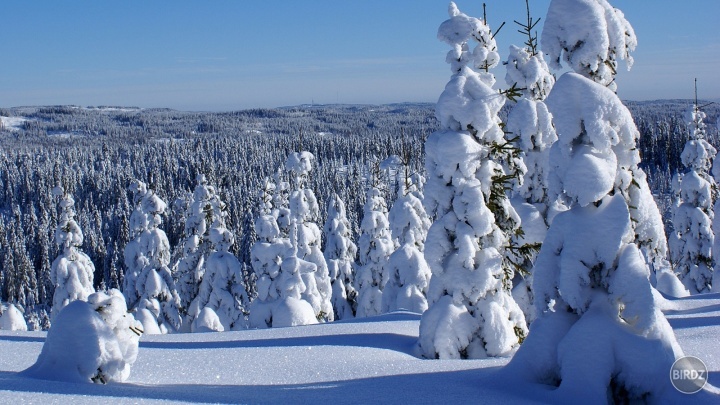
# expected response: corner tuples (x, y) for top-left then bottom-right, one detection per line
(1, 1), (718, 111)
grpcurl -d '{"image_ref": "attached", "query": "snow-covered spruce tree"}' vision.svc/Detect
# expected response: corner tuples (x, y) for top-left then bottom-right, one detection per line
(714, 150), (720, 293)
(504, 0), (557, 323)
(417, 3), (528, 359)
(382, 173), (431, 314)
(173, 175), (224, 320)
(248, 189), (317, 328)
(188, 222), (249, 332)
(541, 0), (668, 270)
(49, 187), (95, 320)
(355, 160), (395, 318)
(671, 96), (716, 293)
(506, 75), (683, 400)
(286, 151), (333, 321)
(323, 193), (358, 320)
(124, 180), (182, 334)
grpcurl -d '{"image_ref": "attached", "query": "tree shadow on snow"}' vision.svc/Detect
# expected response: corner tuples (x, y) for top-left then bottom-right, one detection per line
(667, 316), (720, 329)
(2, 367), (528, 404)
(140, 332), (418, 355)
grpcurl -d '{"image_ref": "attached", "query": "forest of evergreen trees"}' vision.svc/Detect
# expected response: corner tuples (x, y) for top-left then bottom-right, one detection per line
(0, 100), (717, 329)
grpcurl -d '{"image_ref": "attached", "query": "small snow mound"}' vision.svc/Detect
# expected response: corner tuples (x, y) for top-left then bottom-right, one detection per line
(23, 294), (141, 384)
(0, 303), (28, 331)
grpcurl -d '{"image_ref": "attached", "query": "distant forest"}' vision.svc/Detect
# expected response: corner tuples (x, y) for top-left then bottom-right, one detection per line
(0, 100), (717, 328)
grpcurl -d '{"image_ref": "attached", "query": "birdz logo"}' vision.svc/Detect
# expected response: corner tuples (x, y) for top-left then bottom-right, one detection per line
(670, 356), (708, 394)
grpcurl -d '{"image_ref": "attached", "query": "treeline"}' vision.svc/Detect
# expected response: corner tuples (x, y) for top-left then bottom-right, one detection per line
(0, 101), (716, 328)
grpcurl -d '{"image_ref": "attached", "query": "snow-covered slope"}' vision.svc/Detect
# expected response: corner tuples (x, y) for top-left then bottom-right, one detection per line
(0, 296), (719, 403)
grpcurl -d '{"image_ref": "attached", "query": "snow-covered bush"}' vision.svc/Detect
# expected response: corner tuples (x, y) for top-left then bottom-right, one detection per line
(49, 187), (95, 320)
(286, 151), (334, 322)
(508, 70), (683, 401)
(672, 105), (716, 293)
(24, 289), (142, 384)
(542, 0), (636, 91)
(124, 180), (182, 334)
(0, 303), (28, 331)
(324, 194), (358, 320)
(355, 183), (394, 318)
(418, 3), (528, 359)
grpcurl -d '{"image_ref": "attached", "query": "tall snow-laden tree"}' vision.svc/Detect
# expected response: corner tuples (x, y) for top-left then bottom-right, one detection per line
(323, 194), (358, 320)
(173, 175), (224, 317)
(417, 3), (528, 360)
(355, 167), (394, 318)
(124, 180), (182, 334)
(286, 151), (333, 321)
(507, 7), (684, 393)
(542, 0), (636, 92)
(49, 187), (95, 320)
(541, 0), (668, 270)
(188, 222), (249, 332)
(382, 174), (431, 314)
(671, 97), (716, 293)
(504, 0), (558, 323)
(249, 177), (317, 328)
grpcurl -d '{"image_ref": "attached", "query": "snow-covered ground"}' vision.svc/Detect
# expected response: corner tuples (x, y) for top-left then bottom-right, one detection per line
(1, 296), (719, 404)
(0, 116), (29, 131)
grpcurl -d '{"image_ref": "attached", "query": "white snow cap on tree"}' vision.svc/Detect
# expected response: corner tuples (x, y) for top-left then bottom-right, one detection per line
(438, 2), (499, 78)
(505, 45), (555, 101)
(50, 188), (95, 320)
(25, 289), (142, 384)
(542, 0), (636, 91)
(418, 3), (527, 360)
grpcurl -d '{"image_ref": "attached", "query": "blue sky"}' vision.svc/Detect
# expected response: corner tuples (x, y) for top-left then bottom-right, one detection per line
(1, 1), (718, 111)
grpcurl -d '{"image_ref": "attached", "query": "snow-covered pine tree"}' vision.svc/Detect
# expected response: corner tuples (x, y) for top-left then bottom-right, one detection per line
(286, 151), (333, 321)
(188, 221), (249, 332)
(324, 193), (358, 320)
(508, 2), (682, 398)
(124, 180), (182, 334)
(417, 3), (528, 359)
(382, 172), (431, 314)
(355, 159), (394, 318)
(49, 186), (95, 320)
(173, 175), (223, 320)
(541, 0), (668, 270)
(249, 176), (316, 328)
(504, 0), (558, 323)
(671, 87), (716, 293)
(123, 180), (151, 308)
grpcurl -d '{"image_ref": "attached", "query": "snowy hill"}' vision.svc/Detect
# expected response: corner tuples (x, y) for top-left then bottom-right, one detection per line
(1, 294), (719, 403)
